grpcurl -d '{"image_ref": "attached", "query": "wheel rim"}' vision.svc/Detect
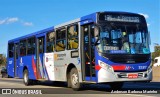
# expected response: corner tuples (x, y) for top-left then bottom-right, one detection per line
(71, 73), (78, 86)
(24, 72), (28, 83)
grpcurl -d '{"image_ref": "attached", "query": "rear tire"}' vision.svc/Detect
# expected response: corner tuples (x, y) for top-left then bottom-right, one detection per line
(70, 68), (82, 91)
(23, 69), (32, 86)
(109, 82), (124, 90)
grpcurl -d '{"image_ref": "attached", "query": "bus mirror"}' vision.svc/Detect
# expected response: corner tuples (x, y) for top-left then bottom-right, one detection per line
(94, 37), (100, 45)
(94, 25), (100, 45)
(94, 26), (99, 37)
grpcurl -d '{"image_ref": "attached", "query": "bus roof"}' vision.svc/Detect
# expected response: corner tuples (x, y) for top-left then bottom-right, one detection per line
(8, 26), (54, 43)
(98, 11), (142, 16)
(8, 11), (143, 43)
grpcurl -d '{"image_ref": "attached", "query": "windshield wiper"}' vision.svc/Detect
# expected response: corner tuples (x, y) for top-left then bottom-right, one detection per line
(94, 37), (100, 46)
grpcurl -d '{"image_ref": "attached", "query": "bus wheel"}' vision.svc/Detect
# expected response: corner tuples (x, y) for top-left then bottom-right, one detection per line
(109, 82), (124, 90)
(23, 69), (32, 86)
(70, 68), (82, 91)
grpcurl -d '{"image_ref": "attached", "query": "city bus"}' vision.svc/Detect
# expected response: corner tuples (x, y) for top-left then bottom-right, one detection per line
(7, 11), (152, 90)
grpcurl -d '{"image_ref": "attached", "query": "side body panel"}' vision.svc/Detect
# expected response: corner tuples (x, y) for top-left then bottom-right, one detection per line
(44, 53), (55, 80)
(7, 58), (14, 77)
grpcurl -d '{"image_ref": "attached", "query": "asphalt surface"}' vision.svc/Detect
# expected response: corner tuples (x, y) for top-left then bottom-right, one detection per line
(0, 77), (160, 97)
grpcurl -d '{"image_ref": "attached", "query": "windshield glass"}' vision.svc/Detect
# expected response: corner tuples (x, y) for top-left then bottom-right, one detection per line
(97, 23), (150, 54)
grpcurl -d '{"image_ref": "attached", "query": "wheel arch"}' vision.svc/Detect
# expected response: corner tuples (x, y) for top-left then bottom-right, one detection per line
(23, 66), (28, 78)
(66, 63), (77, 80)
(23, 66), (28, 72)
(23, 65), (33, 86)
(66, 63), (79, 88)
(66, 63), (83, 90)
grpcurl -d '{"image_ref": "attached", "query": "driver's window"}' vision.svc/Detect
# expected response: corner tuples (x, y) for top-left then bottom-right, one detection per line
(135, 32), (142, 43)
(111, 30), (122, 44)
(100, 31), (110, 45)
(142, 32), (146, 43)
(117, 29), (122, 38)
(129, 33), (134, 43)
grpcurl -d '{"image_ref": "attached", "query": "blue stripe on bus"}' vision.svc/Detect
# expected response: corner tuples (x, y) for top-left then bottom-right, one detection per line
(85, 77), (97, 82)
(43, 63), (49, 80)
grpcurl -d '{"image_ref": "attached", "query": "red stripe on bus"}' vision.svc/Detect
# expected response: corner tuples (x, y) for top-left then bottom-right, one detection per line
(95, 65), (101, 70)
(32, 56), (37, 79)
(112, 65), (126, 70)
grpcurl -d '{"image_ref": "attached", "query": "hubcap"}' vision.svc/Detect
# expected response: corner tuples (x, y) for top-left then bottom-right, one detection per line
(71, 73), (78, 86)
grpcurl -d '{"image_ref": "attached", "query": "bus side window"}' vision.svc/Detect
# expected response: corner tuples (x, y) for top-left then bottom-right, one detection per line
(46, 31), (55, 52)
(56, 28), (66, 51)
(20, 40), (27, 56)
(67, 24), (78, 50)
(8, 43), (14, 58)
(27, 37), (35, 55)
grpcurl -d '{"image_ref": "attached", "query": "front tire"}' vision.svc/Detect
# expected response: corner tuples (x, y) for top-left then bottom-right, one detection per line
(23, 69), (32, 86)
(70, 68), (82, 91)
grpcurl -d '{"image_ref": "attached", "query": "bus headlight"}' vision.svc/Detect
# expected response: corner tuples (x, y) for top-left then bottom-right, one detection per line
(147, 65), (152, 74)
(98, 60), (114, 72)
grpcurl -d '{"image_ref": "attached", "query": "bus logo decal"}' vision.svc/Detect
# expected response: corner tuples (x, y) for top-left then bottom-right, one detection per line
(125, 66), (134, 70)
(9, 60), (13, 64)
(20, 57), (22, 63)
(20, 57), (24, 66)
(54, 53), (66, 60)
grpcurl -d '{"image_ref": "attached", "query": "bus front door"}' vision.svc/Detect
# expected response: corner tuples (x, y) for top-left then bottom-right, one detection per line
(81, 23), (96, 81)
(14, 43), (19, 77)
(36, 36), (45, 79)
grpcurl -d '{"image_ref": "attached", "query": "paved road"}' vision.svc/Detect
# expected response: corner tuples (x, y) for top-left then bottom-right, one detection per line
(0, 78), (159, 97)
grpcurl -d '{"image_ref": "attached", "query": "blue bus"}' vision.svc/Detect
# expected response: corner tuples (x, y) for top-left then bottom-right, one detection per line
(7, 11), (152, 90)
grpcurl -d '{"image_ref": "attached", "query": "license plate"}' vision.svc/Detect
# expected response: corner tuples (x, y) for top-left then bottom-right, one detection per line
(128, 74), (138, 79)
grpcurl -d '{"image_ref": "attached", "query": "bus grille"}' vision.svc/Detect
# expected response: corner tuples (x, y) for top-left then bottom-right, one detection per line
(117, 73), (147, 78)
(101, 53), (150, 64)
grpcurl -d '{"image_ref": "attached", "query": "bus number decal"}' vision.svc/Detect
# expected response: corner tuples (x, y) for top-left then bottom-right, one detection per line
(138, 66), (147, 70)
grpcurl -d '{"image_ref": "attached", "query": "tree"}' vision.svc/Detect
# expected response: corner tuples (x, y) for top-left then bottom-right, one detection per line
(0, 54), (7, 66)
(152, 51), (160, 61)
(151, 45), (160, 64)
(154, 45), (160, 52)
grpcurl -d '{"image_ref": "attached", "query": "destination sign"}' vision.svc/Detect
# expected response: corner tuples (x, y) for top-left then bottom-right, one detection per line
(99, 14), (140, 23)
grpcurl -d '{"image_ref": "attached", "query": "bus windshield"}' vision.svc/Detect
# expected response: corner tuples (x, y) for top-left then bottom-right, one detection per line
(97, 23), (150, 54)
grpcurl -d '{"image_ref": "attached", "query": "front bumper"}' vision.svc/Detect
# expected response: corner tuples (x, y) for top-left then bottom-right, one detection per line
(97, 68), (152, 83)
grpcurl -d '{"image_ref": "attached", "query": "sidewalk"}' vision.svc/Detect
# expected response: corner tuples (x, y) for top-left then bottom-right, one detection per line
(152, 67), (160, 82)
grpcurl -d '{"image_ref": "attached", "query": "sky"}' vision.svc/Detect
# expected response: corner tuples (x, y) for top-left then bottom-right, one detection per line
(0, 0), (160, 54)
